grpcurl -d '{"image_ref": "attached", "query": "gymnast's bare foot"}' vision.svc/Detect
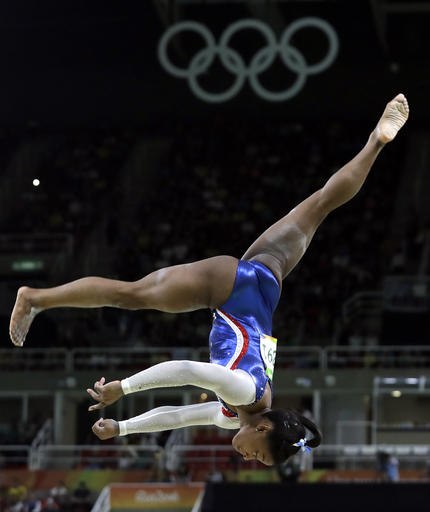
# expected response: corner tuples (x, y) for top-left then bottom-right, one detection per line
(376, 93), (409, 144)
(9, 287), (41, 347)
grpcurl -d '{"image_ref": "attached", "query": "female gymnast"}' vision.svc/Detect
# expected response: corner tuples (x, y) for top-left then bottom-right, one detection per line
(9, 94), (409, 466)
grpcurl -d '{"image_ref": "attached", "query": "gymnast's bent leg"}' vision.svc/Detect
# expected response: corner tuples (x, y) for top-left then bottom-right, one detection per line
(241, 93), (409, 284)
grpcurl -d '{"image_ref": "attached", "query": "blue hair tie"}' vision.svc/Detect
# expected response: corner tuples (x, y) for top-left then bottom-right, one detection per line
(293, 438), (312, 453)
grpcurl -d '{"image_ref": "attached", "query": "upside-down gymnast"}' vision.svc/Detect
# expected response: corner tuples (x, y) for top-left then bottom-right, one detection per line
(9, 94), (409, 466)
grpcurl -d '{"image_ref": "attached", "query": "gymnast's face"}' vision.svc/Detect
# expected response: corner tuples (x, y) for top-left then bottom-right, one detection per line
(231, 422), (274, 466)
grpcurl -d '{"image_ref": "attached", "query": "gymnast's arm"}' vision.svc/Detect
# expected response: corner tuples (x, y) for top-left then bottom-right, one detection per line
(87, 360), (256, 410)
(92, 401), (239, 440)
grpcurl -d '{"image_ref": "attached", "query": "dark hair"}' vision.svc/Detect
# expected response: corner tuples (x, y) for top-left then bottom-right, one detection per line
(262, 408), (322, 465)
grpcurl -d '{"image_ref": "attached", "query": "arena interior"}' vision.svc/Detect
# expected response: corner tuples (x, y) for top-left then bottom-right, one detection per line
(1, 1), (430, 511)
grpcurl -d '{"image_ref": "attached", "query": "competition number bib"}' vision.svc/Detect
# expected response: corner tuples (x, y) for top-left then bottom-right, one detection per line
(260, 334), (277, 380)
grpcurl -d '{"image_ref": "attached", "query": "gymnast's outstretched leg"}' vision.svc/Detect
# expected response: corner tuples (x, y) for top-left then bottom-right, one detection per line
(241, 93), (409, 284)
(9, 94), (409, 347)
(9, 255), (239, 346)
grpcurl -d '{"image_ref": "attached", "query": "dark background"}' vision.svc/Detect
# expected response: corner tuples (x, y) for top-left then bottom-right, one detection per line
(0, 0), (428, 127)
(1, 0), (428, 350)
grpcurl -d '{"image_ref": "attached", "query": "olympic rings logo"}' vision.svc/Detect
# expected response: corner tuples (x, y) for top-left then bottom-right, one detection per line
(158, 18), (339, 103)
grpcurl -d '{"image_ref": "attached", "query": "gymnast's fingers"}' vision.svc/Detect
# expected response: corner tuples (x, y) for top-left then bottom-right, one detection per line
(92, 418), (104, 434)
(88, 401), (105, 411)
(87, 388), (99, 401)
(94, 379), (104, 392)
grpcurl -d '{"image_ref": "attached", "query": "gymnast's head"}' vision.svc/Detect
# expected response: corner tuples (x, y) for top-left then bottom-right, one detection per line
(231, 408), (322, 466)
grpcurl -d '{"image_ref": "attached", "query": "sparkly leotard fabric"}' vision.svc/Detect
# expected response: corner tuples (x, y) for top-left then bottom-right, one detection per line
(209, 260), (281, 417)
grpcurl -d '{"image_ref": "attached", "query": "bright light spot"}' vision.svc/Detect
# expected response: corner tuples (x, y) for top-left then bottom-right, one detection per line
(406, 378), (418, 385)
(33, 178), (40, 187)
(391, 390), (402, 398)
(200, 393), (207, 401)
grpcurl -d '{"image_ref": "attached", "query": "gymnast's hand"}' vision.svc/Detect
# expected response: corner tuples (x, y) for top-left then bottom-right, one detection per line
(87, 377), (124, 411)
(92, 418), (119, 440)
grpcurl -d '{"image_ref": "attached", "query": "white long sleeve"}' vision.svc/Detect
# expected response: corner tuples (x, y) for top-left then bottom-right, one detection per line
(118, 401), (239, 435)
(121, 360), (255, 406)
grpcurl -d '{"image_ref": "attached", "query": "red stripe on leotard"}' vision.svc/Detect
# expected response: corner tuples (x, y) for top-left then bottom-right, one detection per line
(222, 407), (237, 418)
(218, 309), (249, 370)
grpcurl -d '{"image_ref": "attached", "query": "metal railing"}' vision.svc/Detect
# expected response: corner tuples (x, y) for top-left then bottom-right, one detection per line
(29, 419), (53, 470)
(3, 346), (430, 372)
(13, 443), (430, 472)
(29, 443), (257, 471)
(323, 345), (430, 369)
(31, 444), (161, 470)
(91, 486), (110, 512)
(0, 445), (30, 467)
(0, 349), (69, 371)
(70, 346), (194, 372)
(316, 444), (430, 471)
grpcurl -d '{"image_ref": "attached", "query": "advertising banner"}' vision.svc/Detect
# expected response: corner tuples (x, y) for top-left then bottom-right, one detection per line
(110, 483), (204, 511)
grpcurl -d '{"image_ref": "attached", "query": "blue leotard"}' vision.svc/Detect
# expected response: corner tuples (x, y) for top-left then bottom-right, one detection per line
(209, 259), (281, 417)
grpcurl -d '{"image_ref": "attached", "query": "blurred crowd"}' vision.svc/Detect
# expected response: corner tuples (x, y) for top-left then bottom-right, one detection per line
(0, 479), (93, 512)
(0, 128), (135, 240)
(1, 116), (414, 350)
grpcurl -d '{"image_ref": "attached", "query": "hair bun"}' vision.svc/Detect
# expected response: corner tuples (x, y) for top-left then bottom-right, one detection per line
(298, 414), (322, 448)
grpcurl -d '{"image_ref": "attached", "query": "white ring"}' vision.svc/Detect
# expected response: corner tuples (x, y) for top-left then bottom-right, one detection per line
(280, 17), (339, 75)
(158, 21), (216, 78)
(189, 47), (247, 103)
(250, 45), (307, 102)
(218, 19), (278, 76)
(158, 18), (339, 102)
